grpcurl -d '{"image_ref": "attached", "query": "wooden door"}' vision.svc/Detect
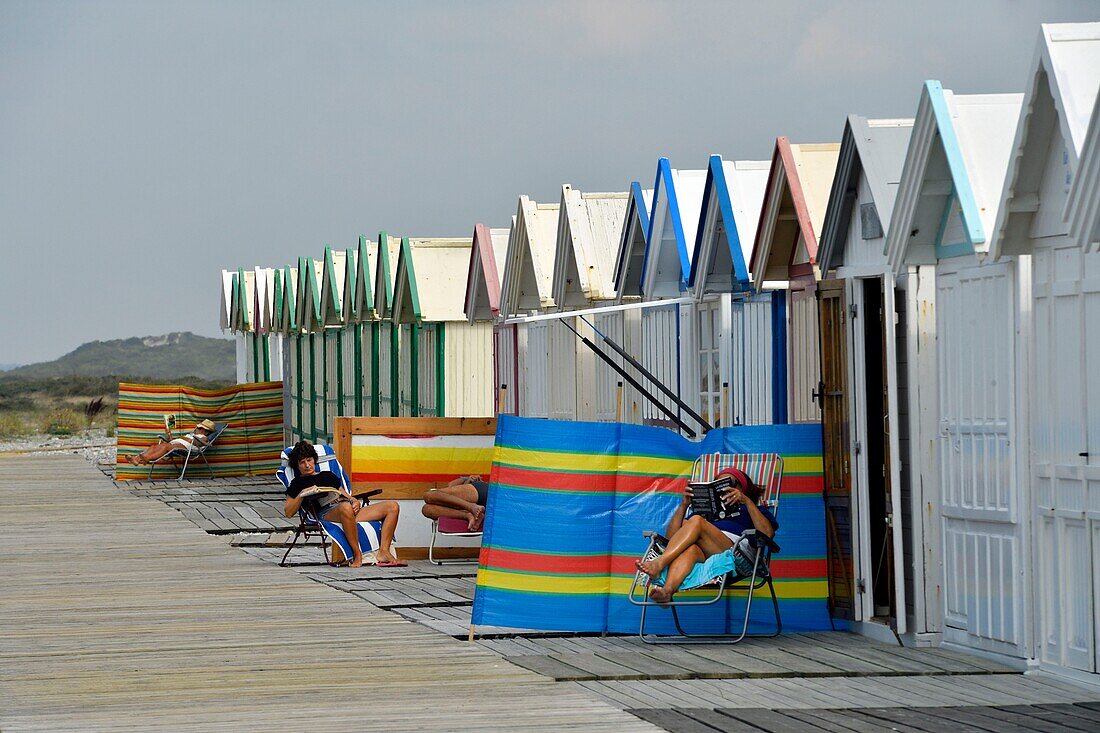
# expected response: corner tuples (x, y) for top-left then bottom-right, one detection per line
(818, 280), (855, 620)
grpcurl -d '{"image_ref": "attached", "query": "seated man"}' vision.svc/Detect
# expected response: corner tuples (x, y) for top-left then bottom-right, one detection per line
(126, 419), (215, 465)
(282, 440), (402, 568)
(636, 467), (778, 603)
(421, 474), (489, 531)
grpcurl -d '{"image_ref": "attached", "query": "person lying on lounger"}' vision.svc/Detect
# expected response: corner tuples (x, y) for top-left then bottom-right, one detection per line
(125, 419), (215, 465)
(421, 474), (490, 531)
(635, 467), (778, 603)
(282, 440), (403, 568)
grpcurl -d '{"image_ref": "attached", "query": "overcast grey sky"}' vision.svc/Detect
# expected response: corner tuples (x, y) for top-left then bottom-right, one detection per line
(2, 1), (1097, 364)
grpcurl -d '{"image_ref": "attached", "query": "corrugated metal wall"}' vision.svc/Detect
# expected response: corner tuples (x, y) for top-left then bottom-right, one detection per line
(730, 294), (775, 425)
(399, 324), (413, 417)
(417, 323), (439, 417)
(640, 303), (680, 427)
(377, 322), (395, 417)
(548, 319), (578, 421)
(324, 329), (340, 439)
(340, 325), (357, 417)
(524, 321), (549, 418)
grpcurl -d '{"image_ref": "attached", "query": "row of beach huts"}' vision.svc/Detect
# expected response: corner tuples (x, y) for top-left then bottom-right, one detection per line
(220, 24), (1100, 682)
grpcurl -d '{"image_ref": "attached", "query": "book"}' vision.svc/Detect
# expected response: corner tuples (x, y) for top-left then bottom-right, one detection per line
(297, 486), (344, 498)
(688, 475), (740, 521)
(163, 414), (176, 435)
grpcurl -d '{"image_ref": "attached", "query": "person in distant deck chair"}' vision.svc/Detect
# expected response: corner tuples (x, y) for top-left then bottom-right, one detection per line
(126, 419), (215, 465)
(635, 467), (778, 603)
(282, 440), (401, 568)
(421, 475), (490, 531)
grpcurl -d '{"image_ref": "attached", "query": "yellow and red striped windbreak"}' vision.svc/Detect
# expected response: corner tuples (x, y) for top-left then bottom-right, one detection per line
(349, 433), (495, 495)
(115, 381), (284, 481)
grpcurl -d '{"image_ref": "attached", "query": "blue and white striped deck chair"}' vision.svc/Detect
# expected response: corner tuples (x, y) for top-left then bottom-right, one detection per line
(276, 443), (385, 567)
(629, 452), (783, 644)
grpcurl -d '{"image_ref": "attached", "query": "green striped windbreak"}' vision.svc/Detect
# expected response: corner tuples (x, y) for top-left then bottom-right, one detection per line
(115, 381), (284, 481)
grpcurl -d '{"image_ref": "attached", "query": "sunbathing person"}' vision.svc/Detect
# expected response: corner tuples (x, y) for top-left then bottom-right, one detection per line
(421, 474), (489, 531)
(636, 467), (778, 603)
(282, 440), (402, 568)
(126, 419), (215, 465)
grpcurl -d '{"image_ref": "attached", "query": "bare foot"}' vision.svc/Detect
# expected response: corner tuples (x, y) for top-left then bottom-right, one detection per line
(649, 585), (673, 604)
(376, 550), (396, 564)
(349, 555), (364, 568)
(468, 506), (485, 532)
(635, 558), (663, 581)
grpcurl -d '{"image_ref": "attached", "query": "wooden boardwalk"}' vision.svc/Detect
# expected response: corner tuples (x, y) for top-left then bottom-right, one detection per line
(6, 458), (1100, 731)
(0, 456), (655, 731)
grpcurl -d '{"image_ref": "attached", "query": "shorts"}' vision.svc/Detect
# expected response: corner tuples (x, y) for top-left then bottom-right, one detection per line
(470, 480), (490, 507)
(721, 532), (759, 577)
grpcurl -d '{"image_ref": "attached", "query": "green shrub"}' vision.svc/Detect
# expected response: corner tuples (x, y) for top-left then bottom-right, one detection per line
(0, 413), (27, 437)
(42, 409), (82, 436)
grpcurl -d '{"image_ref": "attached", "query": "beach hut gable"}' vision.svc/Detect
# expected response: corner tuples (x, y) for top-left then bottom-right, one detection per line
(818, 116), (914, 275)
(319, 246), (347, 326)
(395, 237), (473, 324)
(641, 158), (707, 299)
(465, 223), (510, 323)
(341, 247), (358, 323)
(374, 232), (402, 320)
(1069, 95), (1100, 252)
(991, 23), (1100, 259)
(296, 257), (324, 332)
(552, 186), (629, 309)
(219, 270), (236, 331)
(353, 236), (377, 320)
(500, 196), (560, 318)
(612, 182), (653, 302)
(750, 138), (842, 290)
(689, 155), (770, 297)
(886, 85), (1025, 271)
(278, 265), (298, 332)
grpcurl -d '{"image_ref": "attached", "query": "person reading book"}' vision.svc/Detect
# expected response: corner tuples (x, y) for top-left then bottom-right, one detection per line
(125, 419), (215, 465)
(282, 440), (402, 568)
(635, 467), (778, 603)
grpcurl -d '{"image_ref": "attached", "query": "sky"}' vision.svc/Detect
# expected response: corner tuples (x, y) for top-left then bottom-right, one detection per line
(1, 0), (1098, 364)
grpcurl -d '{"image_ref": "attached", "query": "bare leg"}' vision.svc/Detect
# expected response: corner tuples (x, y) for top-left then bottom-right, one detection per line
(327, 503), (363, 567)
(422, 486), (483, 529)
(650, 545), (706, 603)
(356, 501), (400, 563)
(131, 441), (185, 465)
(421, 504), (471, 521)
(637, 516), (732, 580)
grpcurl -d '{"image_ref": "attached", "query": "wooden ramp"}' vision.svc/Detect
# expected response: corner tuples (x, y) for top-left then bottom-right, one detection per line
(0, 456), (656, 732)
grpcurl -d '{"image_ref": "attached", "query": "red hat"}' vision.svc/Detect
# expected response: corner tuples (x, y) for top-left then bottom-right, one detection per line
(715, 467), (761, 501)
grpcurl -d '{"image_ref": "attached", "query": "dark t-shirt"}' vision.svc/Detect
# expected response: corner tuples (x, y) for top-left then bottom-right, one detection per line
(711, 503), (779, 537)
(285, 470), (344, 514)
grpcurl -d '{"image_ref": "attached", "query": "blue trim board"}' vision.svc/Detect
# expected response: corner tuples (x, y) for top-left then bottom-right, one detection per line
(771, 290), (789, 425)
(641, 158), (691, 291)
(632, 180), (650, 235)
(711, 155), (751, 291)
(934, 186), (974, 259)
(925, 81), (984, 247)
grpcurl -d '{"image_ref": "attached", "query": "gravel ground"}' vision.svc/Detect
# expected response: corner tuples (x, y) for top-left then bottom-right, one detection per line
(0, 427), (116, 465)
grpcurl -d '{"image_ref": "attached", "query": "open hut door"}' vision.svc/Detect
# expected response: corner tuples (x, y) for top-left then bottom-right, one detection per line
(881, 274), (907, 635)
(818, 280), (855, 620)
(848, 275), (907, 633)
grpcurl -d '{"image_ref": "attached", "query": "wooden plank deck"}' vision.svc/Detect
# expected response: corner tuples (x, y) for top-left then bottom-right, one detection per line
(0, 456), (657, 732)
(18, 457), (1100, 732)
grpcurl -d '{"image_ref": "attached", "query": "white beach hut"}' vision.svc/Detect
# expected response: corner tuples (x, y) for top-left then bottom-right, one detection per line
(750, 138), (841, 424)
(393, 237), (494, 418)
(465, 223), (513, 412)
(987, 23), (1100, 678)
(816, 115), (915, 636)
(373, 231), (403, 418)
(688, 155), (774, 429)
(885, 84), (1024, 651)
(498, 197), (561, 419)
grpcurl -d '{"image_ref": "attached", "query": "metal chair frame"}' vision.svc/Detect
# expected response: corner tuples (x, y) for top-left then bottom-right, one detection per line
(428, 519), (482, 565)
(627, 452), (784, 644)
(146, 422), (228, 481)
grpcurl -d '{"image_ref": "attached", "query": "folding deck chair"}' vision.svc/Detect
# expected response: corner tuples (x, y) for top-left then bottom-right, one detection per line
(146, 421), (229, 481)
(276, 443), (388, 567)
(628, 452), (783, 644)
(428, 516), (482, 565)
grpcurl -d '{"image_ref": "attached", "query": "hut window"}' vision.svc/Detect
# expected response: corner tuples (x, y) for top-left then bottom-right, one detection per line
(860, 203), (883, 239)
